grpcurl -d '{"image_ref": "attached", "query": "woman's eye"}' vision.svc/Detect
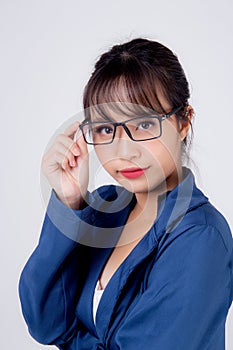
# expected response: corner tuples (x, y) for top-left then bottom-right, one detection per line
(94, 125), (114, 135)
(137, 121), (155, 130)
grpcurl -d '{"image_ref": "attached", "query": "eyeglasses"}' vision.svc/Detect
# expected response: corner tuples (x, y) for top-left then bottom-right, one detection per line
(79, 105), (183, 145)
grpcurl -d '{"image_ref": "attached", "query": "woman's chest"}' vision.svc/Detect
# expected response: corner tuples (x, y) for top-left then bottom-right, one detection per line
(99, 211), (156, 289)
(75, 231), (157, 340)
(98, 236), (142, 289)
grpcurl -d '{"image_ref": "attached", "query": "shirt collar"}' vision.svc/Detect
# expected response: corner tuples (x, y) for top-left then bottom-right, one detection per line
(154, 166), (209, 239)
(88, 166), (209, 247)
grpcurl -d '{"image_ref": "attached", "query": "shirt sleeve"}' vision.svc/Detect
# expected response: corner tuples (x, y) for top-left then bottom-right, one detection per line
(18, 190), (92, 346)
(114, 225), (233, 350)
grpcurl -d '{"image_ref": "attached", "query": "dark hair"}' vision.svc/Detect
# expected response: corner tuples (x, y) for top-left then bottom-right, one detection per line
(83, 37), (194, 154)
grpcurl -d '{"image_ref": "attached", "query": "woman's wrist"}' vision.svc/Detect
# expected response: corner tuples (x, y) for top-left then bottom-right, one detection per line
(55, 192), (86, 210)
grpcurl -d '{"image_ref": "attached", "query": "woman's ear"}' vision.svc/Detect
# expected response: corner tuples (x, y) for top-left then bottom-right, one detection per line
(179, 105), (194, 141)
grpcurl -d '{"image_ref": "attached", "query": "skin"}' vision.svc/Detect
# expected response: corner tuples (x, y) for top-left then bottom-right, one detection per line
(41, 122), (89, 209)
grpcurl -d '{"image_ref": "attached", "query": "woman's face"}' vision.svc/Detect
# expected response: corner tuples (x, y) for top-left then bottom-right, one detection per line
(93, 96), (190, 195)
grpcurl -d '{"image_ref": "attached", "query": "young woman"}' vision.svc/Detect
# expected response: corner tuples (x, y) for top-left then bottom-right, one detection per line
(19, 38), (233, 350)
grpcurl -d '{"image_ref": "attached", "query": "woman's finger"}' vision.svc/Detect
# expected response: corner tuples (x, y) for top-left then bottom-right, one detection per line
(55, 134), (80, 157)
(52, 148), (77, 169)
(63, 121), (80, 139)
(75, 126), (89, 158)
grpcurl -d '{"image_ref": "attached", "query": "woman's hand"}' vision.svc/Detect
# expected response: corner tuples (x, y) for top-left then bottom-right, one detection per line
(41, 121), (89, 209)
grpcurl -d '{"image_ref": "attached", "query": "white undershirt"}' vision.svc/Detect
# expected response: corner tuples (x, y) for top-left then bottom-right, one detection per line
(93, 280), (104, 325)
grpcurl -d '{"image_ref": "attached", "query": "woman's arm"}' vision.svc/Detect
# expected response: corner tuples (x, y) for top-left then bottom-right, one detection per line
(18, 120), (91, 346)
(18, 190), (91, 346)
(113, 225), (233, 350)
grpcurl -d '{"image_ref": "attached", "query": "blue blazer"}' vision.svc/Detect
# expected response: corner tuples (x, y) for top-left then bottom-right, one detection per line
(19, 167), (233, 349)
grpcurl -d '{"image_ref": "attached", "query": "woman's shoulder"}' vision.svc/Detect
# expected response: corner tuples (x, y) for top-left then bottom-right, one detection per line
(172, 167), (232, 251)
(155, 167), (233, 256)
(195, 200), (232, 251)
(166, 195), (231, 260)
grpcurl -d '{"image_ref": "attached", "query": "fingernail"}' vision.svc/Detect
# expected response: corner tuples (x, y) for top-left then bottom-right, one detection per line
(73, 149), (79, 156)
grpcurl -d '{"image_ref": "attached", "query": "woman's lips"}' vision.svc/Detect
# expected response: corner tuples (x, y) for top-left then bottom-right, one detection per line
(119, 167), (148, 179)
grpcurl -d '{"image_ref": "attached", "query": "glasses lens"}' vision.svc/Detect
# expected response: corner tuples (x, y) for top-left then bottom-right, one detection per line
(81, 116), (161, 144)
(125, 116), (161, 140)
(83, 122), (115, 144)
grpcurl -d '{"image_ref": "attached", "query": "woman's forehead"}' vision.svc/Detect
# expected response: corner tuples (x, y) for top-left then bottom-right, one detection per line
(87, 101), (160, 122)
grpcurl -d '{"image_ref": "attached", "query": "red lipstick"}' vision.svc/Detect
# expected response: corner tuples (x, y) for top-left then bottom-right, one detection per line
(119, 167), (147, 179)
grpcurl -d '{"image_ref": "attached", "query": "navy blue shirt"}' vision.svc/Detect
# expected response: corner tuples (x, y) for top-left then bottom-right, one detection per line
(19, 167), (233, 349)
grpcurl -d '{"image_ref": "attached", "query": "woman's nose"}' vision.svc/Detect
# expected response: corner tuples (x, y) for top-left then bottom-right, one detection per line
(113, 126), (141, 159)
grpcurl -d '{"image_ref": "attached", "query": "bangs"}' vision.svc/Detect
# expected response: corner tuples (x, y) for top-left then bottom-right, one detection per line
(83, 63), (168, 121)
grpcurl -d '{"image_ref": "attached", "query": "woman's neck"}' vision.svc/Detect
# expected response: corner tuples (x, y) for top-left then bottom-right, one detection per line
(116, 166), (184, 246)
(135, 166), (183, 212)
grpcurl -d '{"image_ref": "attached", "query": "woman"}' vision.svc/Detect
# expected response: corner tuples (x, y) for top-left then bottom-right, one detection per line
(19, 38), (233, 349)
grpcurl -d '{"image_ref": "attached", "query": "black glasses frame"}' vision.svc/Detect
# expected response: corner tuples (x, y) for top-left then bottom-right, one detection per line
(79, 105), (184, 145)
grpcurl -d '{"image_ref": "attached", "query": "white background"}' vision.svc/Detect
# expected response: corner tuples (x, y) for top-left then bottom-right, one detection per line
(1, 0), (232, 349)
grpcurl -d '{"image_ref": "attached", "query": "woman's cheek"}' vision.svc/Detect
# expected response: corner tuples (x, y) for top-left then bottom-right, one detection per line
(145, 137), (181, 175)
(159, 124), (182, 164)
